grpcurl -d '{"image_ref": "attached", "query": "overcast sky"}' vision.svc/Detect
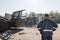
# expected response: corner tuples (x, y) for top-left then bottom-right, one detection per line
(0, 0), (60, 16)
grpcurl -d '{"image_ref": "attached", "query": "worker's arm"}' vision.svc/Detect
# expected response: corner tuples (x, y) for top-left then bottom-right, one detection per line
(37, 21), (43, 34)
(37, 21), (43, 28)
(52, 21), (58, 31)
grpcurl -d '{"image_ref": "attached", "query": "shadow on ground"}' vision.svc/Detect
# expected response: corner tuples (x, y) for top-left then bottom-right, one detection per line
(0, 29), (24, 40)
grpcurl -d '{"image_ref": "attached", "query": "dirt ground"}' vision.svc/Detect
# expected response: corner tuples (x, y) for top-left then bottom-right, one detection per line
(0, 24), (60, 40)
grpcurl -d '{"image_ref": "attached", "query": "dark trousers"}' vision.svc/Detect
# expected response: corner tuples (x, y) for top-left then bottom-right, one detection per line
(41, 32), (52, 40)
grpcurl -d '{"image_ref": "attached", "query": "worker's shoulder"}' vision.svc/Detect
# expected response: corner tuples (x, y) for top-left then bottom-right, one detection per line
(43, 19), (54, 23)
(39, 20), (44, 24)
(49, 19), (55, 22)
(47, 19), (56, 24)
(40, 19), (54, 22)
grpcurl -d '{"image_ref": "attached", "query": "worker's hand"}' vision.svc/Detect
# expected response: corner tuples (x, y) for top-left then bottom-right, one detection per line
(53, 27), (57, 31)
(38, 28), (40, 31)
(53, 28), (56, 31)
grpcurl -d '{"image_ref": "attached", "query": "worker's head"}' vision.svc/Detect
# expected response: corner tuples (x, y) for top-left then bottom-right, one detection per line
(44, 14), (49, 18)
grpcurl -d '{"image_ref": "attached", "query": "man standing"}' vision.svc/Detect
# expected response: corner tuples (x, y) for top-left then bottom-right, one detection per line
(37, 14), (58, 40)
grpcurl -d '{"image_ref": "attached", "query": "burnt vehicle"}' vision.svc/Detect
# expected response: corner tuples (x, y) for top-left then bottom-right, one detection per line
(0, 9), (25, 32)
(25, 15), (38, 27)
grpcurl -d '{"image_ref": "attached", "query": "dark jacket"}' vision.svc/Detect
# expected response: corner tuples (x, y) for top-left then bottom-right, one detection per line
(37, 18), (58, 34)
